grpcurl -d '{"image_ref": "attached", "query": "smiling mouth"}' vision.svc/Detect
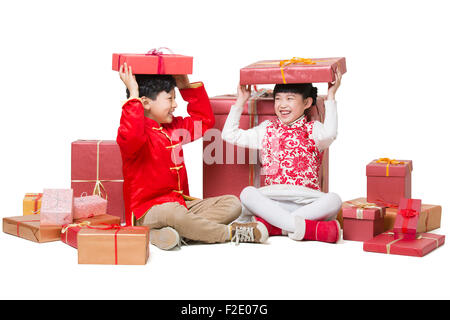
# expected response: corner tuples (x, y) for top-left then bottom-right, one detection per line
(279, 110), (291, 116)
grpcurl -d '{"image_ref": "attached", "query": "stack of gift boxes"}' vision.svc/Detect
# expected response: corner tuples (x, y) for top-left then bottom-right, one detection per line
(2, 50), (445, 263)
(338, 158), (444, 257)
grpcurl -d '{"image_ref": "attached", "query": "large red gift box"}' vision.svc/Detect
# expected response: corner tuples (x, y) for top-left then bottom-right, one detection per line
(363, 231), (445, 257)
(203, 93), (329, 199)
(366, 158), (412, 207)
(393, 198), (422, 240)
(342, 199), (385, 241)
(112, 51), (193, 75)
(71, 140), (125, 223)
(240, 57), (346, 85)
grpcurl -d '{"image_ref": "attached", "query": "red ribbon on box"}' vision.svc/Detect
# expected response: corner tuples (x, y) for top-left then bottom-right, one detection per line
(17, 220), (39, 236)
(145, 47), (174, 74)
(399, 199), (418, 234)
(87, 224), (147, 265)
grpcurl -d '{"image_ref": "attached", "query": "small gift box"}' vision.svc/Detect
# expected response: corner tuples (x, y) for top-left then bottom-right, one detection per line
(23, 193), (42, 216)
(384, 203), (441, 233)
(366, 158), (413, 207)
(204, 93), (330, 199)
(112, 48), (193, 75)
(61, 214), (121, 248)
(239, 57), (347, 85)
(73, 194), (107, 219)
(71, 140), (125, 222)
(393, 198), (422, 240)
(77, 225), (150, 265)
(40, 189), (74, 226)
(363, 231), (445, 257)
(342, 199), (385, 241)
(3, 215), (62, 243)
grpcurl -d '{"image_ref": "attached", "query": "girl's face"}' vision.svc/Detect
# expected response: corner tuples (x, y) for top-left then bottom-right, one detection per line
(274, 92), (312, 125)
(142, 89), (178, 124)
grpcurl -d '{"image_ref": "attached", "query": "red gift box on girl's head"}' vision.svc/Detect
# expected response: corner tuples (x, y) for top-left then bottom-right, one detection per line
(71, 140), (125, 223)
(342, 199), (385, 242)
(394, 198), (422, 240)
(202, 93), (329, 199)
(112, 48), (193, 75)
(240, 57), (346, 85)
(366, 158), (412, 207)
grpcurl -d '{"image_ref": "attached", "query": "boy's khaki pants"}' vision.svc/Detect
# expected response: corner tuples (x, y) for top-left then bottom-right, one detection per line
(135, 195), (241, 243)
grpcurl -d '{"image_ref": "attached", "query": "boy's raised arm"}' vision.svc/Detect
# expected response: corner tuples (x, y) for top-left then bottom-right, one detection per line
(116, 63), (147, 157)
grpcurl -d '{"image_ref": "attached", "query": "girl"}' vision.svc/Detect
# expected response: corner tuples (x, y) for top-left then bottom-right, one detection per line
(221, 68), (343, 243)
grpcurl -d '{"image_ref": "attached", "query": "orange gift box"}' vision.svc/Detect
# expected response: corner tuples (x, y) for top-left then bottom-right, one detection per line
(112, 49), (193, 75)
(60, 214), (121, 248)
(23, 193), (43, 216)
(77, 225), (150, 265)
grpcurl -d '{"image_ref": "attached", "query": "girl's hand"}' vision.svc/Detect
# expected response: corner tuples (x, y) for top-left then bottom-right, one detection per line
(236, 84), (251, 106)
(119, 63), (139, 98)
(327, 66), (342, 101)
(173, 74), (191, 90)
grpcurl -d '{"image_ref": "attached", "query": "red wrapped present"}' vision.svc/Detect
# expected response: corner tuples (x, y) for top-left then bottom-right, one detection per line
(240, 57), (346, 85)
(112, 48), (193, 75)
(393, 198), (422, 240)
(203, 93), (329, 199)
(366, 158), (412, 207)
(363, 231), (445, 257)
(342, 199), (385, 241)
(71, 140), (125, 222)
(60, 214), (121, 248)
(77, 224), (150, 265)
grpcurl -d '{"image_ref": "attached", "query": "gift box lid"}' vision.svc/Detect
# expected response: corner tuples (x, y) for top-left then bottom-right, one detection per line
(342, 200), (385, 220)
(393, 198), (422, 235)
(366, 158), (413, 177)
(112, 52), (193, 75)
(240, 57), (346, 85)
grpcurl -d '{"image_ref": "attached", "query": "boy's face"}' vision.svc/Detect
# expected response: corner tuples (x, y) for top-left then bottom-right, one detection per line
(274, 92), (312, 125)
(143, 89), (177, 124)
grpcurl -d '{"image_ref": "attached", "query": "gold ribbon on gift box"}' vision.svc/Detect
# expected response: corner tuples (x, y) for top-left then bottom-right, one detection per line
(382, 231), (440, 254)
(71, 140), (124, 199)
(61, 221), (91, 243)
(375, 158), (411, 177)
(348, 201), (382, 220)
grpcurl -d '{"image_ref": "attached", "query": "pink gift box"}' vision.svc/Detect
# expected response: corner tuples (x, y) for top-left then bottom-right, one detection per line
(342, 200), (385, 242)
(112, 52), (193, 75)
(240, 57), (347, 85)
(40, 189), (74, 226)
(363, 231), (445, 257)
(393, 198), (422, 240)
(203, 93), (329, 199)
(366, 158), (412, 207)
(73, 195), (107, 219)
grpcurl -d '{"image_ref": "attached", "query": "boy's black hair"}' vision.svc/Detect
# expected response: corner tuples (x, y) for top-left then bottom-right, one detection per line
(273, 83), (318, 106)
(126, 74), (176, 99)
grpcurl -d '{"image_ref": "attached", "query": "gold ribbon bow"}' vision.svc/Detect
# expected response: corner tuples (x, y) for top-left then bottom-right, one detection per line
(348, 201), (382, 219)
(61, 221), (91, 243)
(375, 158), (405, 177)
(279, 57), (316, 84)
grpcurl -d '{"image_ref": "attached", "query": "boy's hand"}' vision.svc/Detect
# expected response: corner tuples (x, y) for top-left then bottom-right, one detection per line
(327, 66), (342, 101)
(236, 84), (252, 107)
(173, 74), (191, 90)
(119, 63), (139, 99)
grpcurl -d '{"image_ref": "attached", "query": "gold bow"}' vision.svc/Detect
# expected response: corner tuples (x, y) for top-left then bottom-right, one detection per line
(348, 201), (382, 219)
(61, 221), (91, 234)
(375, 158), (405, 177)
(279, 57), (316, 84)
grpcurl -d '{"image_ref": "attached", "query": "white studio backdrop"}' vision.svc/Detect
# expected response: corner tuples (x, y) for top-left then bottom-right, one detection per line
(1, 0), (449, 300)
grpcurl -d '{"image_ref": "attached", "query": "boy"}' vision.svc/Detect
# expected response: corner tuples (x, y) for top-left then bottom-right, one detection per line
(117, 63), (268, 250)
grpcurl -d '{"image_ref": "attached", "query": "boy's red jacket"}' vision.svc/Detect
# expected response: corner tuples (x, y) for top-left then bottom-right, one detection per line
(116, 83), (214, 225)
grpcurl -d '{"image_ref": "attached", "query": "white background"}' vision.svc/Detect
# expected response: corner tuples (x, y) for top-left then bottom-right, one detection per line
(1, 0), (449, 300)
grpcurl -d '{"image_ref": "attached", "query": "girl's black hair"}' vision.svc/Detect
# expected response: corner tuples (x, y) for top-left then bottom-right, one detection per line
(126, 74), (176, 99)
(273, 83), (318, 106)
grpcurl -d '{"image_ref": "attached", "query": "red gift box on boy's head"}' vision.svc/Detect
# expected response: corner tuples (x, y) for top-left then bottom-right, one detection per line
(203, 92), (329, 199)
(112, 48), (193, 75)
(240, 57), (346, 85)
(366, 158), (412, 207)
(71, 140), (125, 223)
(394, 198), (422, 240)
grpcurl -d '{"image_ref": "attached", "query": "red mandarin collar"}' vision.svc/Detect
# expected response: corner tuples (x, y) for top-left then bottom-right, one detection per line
(275, 114), (307, 130)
